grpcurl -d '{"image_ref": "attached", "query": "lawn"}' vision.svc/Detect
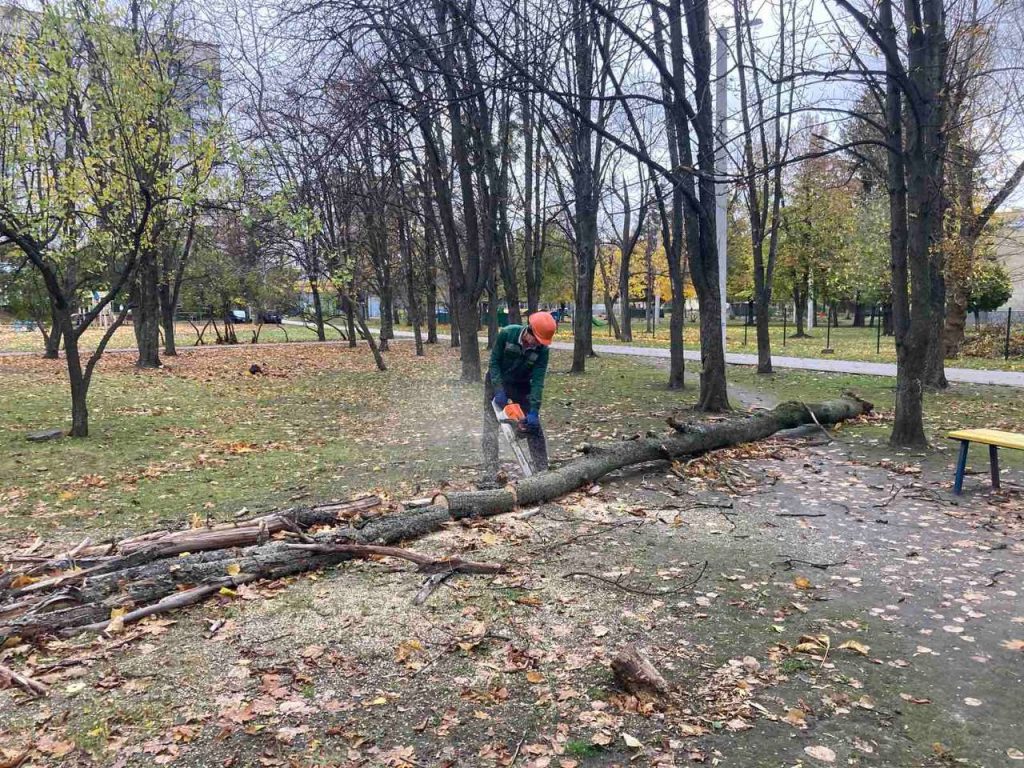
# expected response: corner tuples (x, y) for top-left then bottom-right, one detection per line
(582, 322), (1024, 371)
(6, 316), (1023, 374)
(0, 321), (329, 355)
(2, 340), (1021, 544)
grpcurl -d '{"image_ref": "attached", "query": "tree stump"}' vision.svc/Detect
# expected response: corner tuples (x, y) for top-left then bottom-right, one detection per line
(611, 644), (669, 697)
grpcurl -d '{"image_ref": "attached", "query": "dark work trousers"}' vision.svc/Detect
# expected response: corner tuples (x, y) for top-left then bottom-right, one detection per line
(483, 373), (549, 479)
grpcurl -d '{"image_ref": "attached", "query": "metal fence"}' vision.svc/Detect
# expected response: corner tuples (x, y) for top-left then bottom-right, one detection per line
(729, 304), (1023, 360)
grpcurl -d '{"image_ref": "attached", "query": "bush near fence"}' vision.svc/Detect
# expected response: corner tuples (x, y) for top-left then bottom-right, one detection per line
(962, 324), (1024, 359)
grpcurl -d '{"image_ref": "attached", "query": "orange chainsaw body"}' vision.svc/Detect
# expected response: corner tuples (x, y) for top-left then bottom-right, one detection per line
(503, 403), (526, 422)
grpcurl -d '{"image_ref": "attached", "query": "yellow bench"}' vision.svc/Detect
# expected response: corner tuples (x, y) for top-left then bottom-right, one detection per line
(947, 429), (1024, 494)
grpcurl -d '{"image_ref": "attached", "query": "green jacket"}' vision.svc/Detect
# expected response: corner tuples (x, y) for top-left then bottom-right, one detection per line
(488, 324), (549, 412)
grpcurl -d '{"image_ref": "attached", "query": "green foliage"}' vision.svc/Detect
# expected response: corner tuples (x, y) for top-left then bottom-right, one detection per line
(848, 192), (892, 305)
(966, 260), (1012, 313)
(538, 226), (575, 304)
(727, 201), (754, 301)
(776, 153), (857, 303)
(0, 0), (222, 300)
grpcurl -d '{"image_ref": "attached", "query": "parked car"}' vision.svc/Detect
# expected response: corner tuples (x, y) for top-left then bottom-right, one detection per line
(227, 308), (250, 324)
(259, 310), (283, 324)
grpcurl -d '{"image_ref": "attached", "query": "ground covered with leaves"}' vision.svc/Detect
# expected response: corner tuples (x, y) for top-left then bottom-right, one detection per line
(1, 341), (1022, 767)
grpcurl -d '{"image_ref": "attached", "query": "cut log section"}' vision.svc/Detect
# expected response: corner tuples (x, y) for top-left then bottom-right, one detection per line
(611, 644), (669, 696)
(0, 396), (872, 640)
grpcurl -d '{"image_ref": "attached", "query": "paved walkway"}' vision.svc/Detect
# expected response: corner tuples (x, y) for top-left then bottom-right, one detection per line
(4, 326), (1022, 388)
(388, 330), (1024, 388)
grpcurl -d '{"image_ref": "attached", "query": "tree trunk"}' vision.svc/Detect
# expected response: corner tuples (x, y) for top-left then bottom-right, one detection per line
(852, 296), (865, 327)
(458, 296), (481, 382)
(159, 287), (177, 357)
(498, 250), (522, 325)
(42, 301), (61, 359)
(943, 293), (967, 357)
(571, 262), (596, 372)
(133, 250), (161, 369)
(605, 292), (620, 339)
(1, 396), (871, 638)
(792, 285), (807, 337)
(379, 283), (394, 351)
(923, 266), (948, 389)
(486, 278), (499, 349)
(400, 219), (425, 357)
(619, 251), (632, 342)
(449, 299), (461, 349)
(59, 313), (89, 438)
(310, 281), (327, 342)
(755, 288), (772, 373)
(344, 294), (358, 348)
(419, 171), (441, 344)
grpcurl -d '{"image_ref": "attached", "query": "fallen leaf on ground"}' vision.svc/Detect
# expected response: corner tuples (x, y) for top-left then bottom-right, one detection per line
(782, 708), (807, 727)
(621, 733), (642, 749)
(837, 640), (870, 655)
(899, 693), (931, 705)
(804, 745), (836, 763)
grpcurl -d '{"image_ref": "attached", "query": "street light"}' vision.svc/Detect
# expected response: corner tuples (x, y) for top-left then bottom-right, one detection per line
(715, 17), (762, 351)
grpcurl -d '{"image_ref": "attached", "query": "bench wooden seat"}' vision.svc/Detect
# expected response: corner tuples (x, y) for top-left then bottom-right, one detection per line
(947, 428), (1023, 494)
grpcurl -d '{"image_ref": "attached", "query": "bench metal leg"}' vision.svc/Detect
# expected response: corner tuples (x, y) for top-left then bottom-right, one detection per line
(954, 440), (970, 495)
(989, 445), (1000, 490)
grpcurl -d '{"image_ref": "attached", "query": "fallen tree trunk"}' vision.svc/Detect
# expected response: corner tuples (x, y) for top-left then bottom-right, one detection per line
(0, 396), (871, 640)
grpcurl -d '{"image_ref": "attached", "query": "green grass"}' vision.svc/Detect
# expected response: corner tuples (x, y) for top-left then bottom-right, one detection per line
(780, 657), (815, 674)
(581, 322), (1024, 371)
(365, 318), (1024, 372)
(0, 320), (328, 354)
(565, 739), (604, 759)
(1, 340), (1021, 545)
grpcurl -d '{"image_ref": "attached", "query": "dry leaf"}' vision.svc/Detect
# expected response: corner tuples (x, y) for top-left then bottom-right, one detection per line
(107, 607), (127, 634)
(804, 745), (836, 763)
(226, 563), (241, 576)
(1006, 748), (1024, 761)
(525, 670), (545, 684)
(793, 576), (813, 590)
(899, 693), (931, 705)
(782, 708), (807, 727)
(1002, 639), (1024, 651)
(837, 639), (870, 656)
(621, 733), (642, 749)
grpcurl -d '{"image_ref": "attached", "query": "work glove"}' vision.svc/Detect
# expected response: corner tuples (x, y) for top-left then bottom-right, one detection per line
(522, 410), (541, 434)
(493, 389), (508, 408)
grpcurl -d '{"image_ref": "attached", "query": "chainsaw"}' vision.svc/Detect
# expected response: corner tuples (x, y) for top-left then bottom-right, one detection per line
(491, 400), (535, 476)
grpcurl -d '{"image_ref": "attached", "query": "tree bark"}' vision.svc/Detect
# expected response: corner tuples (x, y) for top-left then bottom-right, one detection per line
(0, 396), (871, 638)
(133, 248), (161, 368)
(457, 296), (481, 381)
(41, 301), (61, 360)
(852, 297), (865, 327)
(310, 280), (327, 342)
(754, 289), (772, 373)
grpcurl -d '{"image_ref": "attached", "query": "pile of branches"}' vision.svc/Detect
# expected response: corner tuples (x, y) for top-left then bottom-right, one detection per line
(0, 395), (872, 656)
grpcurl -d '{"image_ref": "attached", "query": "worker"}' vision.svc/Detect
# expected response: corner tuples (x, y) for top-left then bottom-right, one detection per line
(482, 311), (557, 480)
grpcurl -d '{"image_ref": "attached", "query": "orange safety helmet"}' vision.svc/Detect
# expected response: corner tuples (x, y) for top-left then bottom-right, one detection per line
(528, 311), (556, 346)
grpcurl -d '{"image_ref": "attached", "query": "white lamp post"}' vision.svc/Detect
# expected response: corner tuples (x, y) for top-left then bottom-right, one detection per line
(715, 26), (729, 351)
(714, 18), (761, 351)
